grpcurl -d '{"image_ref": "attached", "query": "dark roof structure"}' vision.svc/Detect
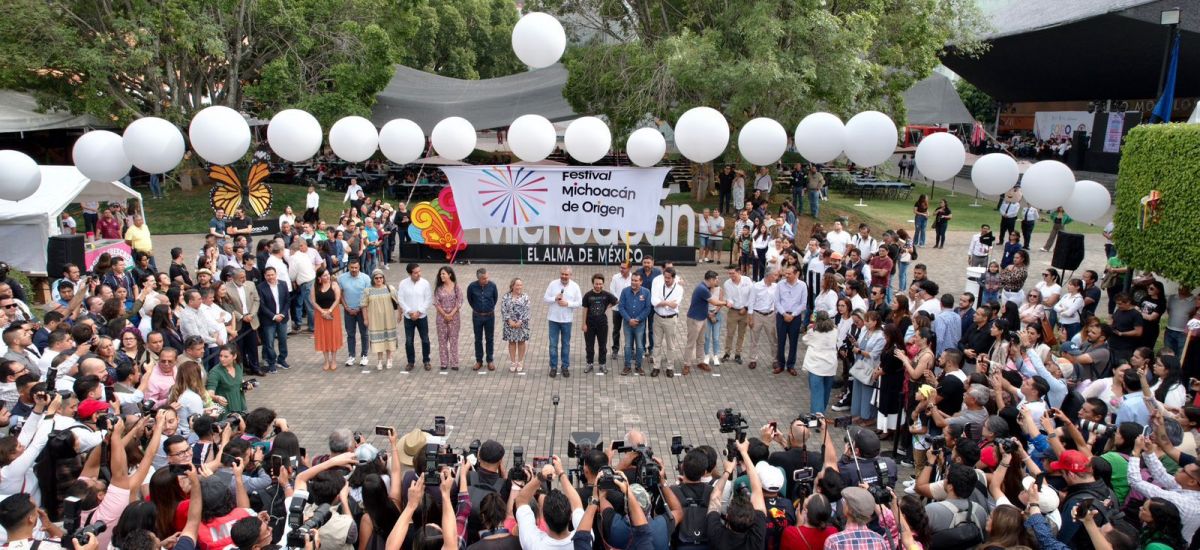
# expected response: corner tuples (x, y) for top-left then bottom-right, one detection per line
(943, 0), (1200, 102)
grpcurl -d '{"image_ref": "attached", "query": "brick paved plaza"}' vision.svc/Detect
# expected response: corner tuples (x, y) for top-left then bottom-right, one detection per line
(153, 228), (1108, 475)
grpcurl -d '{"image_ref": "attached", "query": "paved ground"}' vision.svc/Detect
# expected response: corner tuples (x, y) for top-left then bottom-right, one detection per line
(150, 226), (1109, 475)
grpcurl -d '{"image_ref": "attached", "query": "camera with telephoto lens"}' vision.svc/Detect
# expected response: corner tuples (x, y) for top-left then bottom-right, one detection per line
(637, 449), (661, 490)
(717, 408), (748, 434)
(62, 496), (108, 547)
(1078, 419), (1111, 435)
(998, 437), (1020, 454)
(597, 466), (620, 491)
(508, 446), (527, 483)
(927, 434), (947, 452)
(567, 432), (601, 484)
(138, 399), (156, 415)
(867, 459), (893, 505)
(95, 413), (120, 431)
(286, 503), (332, 548)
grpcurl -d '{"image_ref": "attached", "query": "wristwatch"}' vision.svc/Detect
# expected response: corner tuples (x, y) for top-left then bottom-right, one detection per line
(589, 498), (600, 506)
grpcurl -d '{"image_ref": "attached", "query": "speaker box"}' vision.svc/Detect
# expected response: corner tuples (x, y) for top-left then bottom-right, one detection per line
(1052, 232), (1085, 271)
(46, 234), (85, 277)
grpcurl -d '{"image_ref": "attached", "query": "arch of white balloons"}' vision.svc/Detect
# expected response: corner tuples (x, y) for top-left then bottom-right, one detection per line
(0, 11), (1111, 223)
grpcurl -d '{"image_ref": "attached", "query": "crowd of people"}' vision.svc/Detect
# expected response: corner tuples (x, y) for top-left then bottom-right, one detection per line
(1, 165), (1199, 550)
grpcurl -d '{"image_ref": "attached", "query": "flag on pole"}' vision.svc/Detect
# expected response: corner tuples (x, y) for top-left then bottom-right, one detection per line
(1152, 33), (1181, 123)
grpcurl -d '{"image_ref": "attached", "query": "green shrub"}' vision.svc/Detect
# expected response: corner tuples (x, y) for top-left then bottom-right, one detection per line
(1113, 123), (1200, 286)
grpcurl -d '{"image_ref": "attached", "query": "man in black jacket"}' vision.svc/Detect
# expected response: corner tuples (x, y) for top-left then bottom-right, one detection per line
(958, 305), (995, 375)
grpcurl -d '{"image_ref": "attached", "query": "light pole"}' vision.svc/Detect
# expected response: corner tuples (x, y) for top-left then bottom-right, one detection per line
(1157, 8), (1181, 99)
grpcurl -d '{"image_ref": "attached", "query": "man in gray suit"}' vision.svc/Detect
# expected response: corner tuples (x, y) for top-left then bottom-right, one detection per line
(224, 268), (262, 375)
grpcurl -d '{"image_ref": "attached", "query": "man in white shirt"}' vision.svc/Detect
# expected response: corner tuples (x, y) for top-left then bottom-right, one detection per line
(178, 289), (220, 368)
(1020, 205), (1039, 251)
(199, 289), (232, 347)
(287, 240), (317, 333)
(514, 457), (585, 549)
(543, 267), (582, 378)
(396, 263), (433, 371)
(850, 224), (878, 257)
(722, 267), (753, 365)
(967, 224), (994, 267)
(342, 178), (363, 205)
(265, 242), (291, 287)
(697, 210), (712, 263)
(37, 331), (83, 378)
(650, 267), (685, 378)
(914, 281), (943, 317)
(746, 268), (779, 371)
(609, 263), (632, 357)
(998, 192), (1020, 242)
(826, 221), (852, 255)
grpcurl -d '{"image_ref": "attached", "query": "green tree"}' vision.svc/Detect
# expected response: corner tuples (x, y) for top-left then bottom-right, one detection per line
(956, 78), (996, 127)
(400, 0), (524, 80)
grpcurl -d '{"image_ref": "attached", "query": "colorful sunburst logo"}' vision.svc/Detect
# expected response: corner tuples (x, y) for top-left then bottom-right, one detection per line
(478, 166), (548, 225)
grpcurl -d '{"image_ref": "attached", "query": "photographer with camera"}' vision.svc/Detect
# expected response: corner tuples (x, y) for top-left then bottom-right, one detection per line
(463, 440), (511, 545)
(705, 437), (766, 549)
(514, 456), (584, 548)
(762, 420), (821, 500)
(577, 469), (656, 550)
(65, 410), (163, 550)
(276, 452), (360, 550)
(668, 447), (717, 549)
(0, 391), (60, 501)
(921, 463), (988, 545)
(833, 427), (896, 488)
(0, 493), (73, 550)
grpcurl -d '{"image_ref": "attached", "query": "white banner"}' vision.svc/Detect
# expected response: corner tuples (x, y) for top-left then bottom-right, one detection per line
(1102, 112), (1125, 153)
(442, 165), (671, 233)
(1033, 111), (1093, 140)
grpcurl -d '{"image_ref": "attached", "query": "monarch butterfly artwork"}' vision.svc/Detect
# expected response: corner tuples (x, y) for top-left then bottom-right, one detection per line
(209, 161), (274, 217)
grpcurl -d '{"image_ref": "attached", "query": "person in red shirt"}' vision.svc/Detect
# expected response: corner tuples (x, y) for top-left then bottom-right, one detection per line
(868, 246), (894, 290)
(781, 493), (838, 550)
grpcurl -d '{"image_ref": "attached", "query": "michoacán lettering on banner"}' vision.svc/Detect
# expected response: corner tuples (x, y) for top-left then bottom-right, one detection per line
(442, 165), (672, 233)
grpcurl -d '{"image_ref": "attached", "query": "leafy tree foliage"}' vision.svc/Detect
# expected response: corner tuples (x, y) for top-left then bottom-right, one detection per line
(956, 78), (996, 126)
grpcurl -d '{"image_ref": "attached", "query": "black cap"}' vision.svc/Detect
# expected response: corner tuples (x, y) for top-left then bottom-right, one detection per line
(479, 440), (505, 463)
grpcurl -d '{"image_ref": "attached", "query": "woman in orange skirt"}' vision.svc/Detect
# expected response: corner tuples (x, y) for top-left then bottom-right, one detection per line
(311, 266), (344, 371)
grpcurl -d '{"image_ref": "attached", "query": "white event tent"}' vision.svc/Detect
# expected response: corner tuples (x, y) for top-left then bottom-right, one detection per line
(0, 165), (143, 275)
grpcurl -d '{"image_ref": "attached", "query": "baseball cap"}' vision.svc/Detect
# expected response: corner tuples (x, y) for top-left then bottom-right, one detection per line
(1048, 450), (1090, 473)
(355, 443), (380, 465)
(478, 440), (505, 463)
(841, 487), (876, 518)
(76, 399), (109, 420)
(848, 426), (881, 458)
(830, 252), (843, 260)
(756, 461), (785, 493)
(627, 484), (651, 511)
(980, 445), (999, 470)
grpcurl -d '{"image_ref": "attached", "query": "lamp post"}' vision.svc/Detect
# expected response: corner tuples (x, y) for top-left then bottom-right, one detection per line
(1157, 8), (1181, 99)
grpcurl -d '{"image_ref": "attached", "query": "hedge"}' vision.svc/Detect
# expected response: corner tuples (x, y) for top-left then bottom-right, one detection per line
(1113, 123), (1200, 287)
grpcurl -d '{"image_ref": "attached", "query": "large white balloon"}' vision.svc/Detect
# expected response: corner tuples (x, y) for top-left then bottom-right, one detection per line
(738, 118), (787, 166)
(564, 117), (611, 163)
(431, 117), (477, 161)
(626, 128), (666, 167)
(1021, 160), (1075, 210)
(970, 153), (1019, 195)
(675, 107), (729, 163)
(843, 111), (897, 167)
(794, 112), (845, 164)
(378, 119), (425, 165)
(511, 12), (566, 69)
(1063, 180), (1111, 223)
(267, 110), (322, 162)
(73, 131), (132, 182)
(189, 106), (250, 165)
(914, 132), (966, 181)
(0, 150), (41, 201)
(507, 114), (557, 162)
(122, 117), (184, 174)
(328, 116), (379, 163)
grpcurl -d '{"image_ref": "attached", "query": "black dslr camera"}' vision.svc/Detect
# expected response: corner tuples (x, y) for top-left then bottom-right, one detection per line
(867, 458), (893, 505)
(286, 502), (331, 548)
(508, 446), (527, 483)
(717, 408), (749, 458)
(597, 466), (620, 491)
(797, 414), (821, 430)
(998, 437), (1020, 454)
(62, 496), (108, 546)
(96, 413), (121, 431)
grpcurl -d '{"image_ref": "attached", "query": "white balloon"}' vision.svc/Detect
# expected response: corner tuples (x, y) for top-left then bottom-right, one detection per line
(267, 110), (322, 162)
(970, 153), (1019, 195)
(675, 107), (729, 163)
(122, 117), (184, 174)
(1063, 179), (1111, 223)
(431, 117), (477, 161)
(378, 119), (425, 165)
(626, 128), (666, 167)
(794, 112), (845, 164)
(507, 114), (557, 162)
(914, 132), (966, 181)
(511, 12), (566, 69)
(73, 131), (131, 182)
(738, 118), (787, 166)
(843, 111), (897, 167)
(189, 106), (251, 165)
(564, 117), (611, 164)
(328, 116), (379, 163)
(1021, 160), (1075, 210)
(0, 150), (41, 201)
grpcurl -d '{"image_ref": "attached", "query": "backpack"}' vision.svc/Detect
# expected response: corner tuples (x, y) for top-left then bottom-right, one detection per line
(929, 500), (984, 550)
(672, 482), (714, 548)
(249, 481), (289, 544)
(465, 468), (507, 541)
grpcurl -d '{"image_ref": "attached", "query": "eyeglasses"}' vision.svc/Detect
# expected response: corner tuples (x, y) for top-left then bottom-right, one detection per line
(0, 304), (15, 309)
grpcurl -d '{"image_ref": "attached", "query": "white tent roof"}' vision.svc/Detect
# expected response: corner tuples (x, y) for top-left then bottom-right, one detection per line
(0, 165), (143, 275)
(0, 91), (103, 133)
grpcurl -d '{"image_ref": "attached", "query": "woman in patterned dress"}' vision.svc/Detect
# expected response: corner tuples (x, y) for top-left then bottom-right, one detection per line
(360, 269), (398, 372)
(434, 267), (463, 371)
(502, 277), (531, 373)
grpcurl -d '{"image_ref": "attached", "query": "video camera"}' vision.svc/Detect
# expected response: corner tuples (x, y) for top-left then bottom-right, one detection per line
(566, 432), (601, 485)
(867, 458), (893, 505)
(508, 446), (527, 483)
(717, 408), (749, 459)
(286, 500), (331, 549)
(62, 496), (108, 547)
(792, 467), (815, 503)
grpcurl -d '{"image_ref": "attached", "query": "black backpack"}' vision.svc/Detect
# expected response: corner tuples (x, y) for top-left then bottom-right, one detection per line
(249, 481), (289, 544)
(465, 468), (507, 542)
(928, 500), (984, 550)
(671, 482), (713, 549)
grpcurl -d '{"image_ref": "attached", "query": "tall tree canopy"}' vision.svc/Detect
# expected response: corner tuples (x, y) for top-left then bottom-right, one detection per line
(0, 0), (522, 127)
(529, 0), (986, 134)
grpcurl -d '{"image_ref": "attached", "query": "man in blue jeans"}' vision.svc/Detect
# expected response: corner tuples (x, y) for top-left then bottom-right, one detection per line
(618, 272), (652, 375)
(806, 165), (824, 218)
(337, 257), (371, 368)
(543, 267), (582, 378)
(774, 265), (807, 375)
(397, 263), (433, 371)
(467, 268), (499, 371)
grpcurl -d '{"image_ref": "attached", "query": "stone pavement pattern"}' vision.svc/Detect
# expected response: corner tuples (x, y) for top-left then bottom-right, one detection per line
(151, 228), (1109, 475)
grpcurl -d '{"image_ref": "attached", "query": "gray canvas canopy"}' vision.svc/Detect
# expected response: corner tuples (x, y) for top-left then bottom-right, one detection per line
(902, 73), (975, 125)
(0, 90), (103, 133)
